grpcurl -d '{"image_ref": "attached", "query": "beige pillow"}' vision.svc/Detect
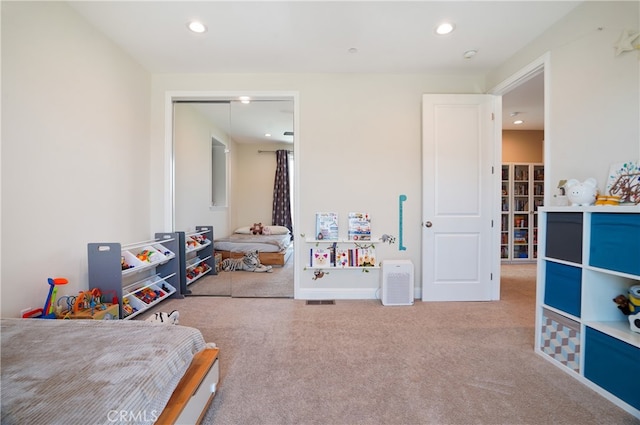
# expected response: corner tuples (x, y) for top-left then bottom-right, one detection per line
(234, 225), (290, 235)
(264, 225), (290, 235)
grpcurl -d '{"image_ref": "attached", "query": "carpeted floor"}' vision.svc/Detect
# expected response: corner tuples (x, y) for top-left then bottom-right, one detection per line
(145, 264), (639, 425)
(188, 257), (294, 298)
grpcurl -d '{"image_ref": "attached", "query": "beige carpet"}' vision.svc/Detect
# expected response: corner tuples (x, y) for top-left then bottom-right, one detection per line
(145, 264), (638, 425)
(187, 257), (294, 298)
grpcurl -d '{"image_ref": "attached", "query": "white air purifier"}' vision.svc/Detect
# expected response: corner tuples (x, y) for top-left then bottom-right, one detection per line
(381, 260), (414, 306)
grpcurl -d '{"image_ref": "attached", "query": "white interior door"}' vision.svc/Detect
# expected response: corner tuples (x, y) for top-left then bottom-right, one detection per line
(422, 94), (500, 301)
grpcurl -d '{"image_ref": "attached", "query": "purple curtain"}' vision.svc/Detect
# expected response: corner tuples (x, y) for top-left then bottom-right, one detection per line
(272, 150), (292, 235)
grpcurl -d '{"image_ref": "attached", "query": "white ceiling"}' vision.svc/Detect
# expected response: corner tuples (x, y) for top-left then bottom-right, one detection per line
(502, 72), (544, 131)
(186, 100), (295, 144)
(69, 1), (573, 138)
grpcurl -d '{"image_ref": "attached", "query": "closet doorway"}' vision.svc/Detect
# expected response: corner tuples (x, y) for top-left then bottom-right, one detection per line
(169, 92), (299, 298)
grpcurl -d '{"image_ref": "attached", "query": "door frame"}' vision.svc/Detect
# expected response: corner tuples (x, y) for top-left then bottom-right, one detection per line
(489, 52), (550, 298)
(489, 52), (550, 206)
(163, 90), (301, 298)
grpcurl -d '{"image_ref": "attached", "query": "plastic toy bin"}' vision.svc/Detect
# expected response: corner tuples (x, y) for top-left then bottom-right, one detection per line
(544, 261), (582, 317)
(590, 213), (640, 276)
(584, 327), (640, 410)
(545, 212), (583, 264)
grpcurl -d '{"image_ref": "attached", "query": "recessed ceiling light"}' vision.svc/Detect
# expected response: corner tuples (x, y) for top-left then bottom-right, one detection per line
(463, 50), (477, 59)
(435, 22), (455, 35)
(513, 120), (524, 125)
(187, 21), (207, 33)
(265, 133), (272, 137)
(239, 96), (251, 104)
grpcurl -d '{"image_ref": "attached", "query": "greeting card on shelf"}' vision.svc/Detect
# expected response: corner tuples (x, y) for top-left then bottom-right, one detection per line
(348, 212), (371, 241)
(310, 248), (331, 268)
(315, 212), (339, 240)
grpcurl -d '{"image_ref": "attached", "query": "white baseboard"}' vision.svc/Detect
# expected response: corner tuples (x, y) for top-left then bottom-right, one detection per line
(297, 286), (422, 301)
(296, 287), (379, 300)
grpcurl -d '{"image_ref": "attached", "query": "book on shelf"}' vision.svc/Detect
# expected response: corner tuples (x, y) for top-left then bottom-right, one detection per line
(513, 230), (528, 243)
(335, 248), (349, 268)
(315, 212), (339, 240)
(310, 248), (331, 268)
(355, 246), (376, 267)
(347, 212), (371, 241)
(310, 246), (377, 268)
(334, 247), (378, 267)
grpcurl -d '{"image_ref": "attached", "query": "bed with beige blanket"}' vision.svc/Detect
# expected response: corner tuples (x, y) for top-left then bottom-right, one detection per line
(1, 318), (219, 425)
(214, 225), (293, 266)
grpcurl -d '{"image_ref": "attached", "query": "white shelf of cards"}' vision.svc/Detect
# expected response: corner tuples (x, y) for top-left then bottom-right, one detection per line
(306, 238), (381, 269)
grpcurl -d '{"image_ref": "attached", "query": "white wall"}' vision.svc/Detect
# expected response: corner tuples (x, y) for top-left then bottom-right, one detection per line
(488, 1), (640, 197)
(173, 103), (233, 235)
(1, 2), (151, 317)
(149, 74), (485, 298)
(503, 131), (544, 163)
(235, 142), (292, 230)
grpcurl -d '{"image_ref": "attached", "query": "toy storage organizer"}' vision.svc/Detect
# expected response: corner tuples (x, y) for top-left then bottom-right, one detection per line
(535, 207), (640, 417)
(88, 233), (181, 319)
(177, 226), (215, 296)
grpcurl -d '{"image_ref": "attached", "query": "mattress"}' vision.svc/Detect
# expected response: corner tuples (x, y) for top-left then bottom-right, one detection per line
(214, 233), (291, 253)
(1, 318), (206, 425)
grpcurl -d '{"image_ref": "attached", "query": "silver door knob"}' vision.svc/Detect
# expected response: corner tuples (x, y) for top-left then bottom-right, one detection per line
(425, 221), (433, 228)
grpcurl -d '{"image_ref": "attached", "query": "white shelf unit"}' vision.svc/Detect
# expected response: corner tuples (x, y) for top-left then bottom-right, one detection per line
(305, 237), (382, 270)
(501, 163), (544, 263)
(535, 206), (640, 417)
(88, 232), (181, 320)
(177, 226), (215, 295)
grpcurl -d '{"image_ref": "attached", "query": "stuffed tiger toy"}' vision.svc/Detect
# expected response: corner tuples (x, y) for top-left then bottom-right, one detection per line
(221, 250), (273, 273)
(145, 310), (179, 325)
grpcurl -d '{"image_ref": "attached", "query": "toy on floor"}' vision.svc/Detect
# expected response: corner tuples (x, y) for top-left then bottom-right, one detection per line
(145, 310), (179, 325)
(42, 277), (69, 319)
(221, 250), (272, 273)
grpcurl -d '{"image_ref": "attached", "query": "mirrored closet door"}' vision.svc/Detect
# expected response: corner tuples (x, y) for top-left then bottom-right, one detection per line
(172, 97), (294, 298)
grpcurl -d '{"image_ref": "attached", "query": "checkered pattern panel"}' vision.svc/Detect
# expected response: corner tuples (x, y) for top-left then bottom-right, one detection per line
(541, 310), (581, 373)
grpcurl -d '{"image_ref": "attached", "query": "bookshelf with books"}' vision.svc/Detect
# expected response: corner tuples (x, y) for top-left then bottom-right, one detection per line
(306, 211), (381, 271)
(307, 241), (380, 269)
(501, 163), (544, 263)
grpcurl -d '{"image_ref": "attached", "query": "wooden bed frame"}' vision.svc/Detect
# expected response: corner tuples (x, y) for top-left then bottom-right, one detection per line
(218, 244), (293, 266)
(156, 347), (220, 425)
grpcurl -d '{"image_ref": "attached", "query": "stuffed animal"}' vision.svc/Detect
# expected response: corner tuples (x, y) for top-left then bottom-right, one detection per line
(250, 222), (264, 235)
(564, 178), (598, 206)
(612, 286), (640, 333)
(613, 294), (631, 315)
(628, 285), (640, 313)
(629, 313), (640, 333)
(221, 250), (273, 272)
(145, 310), (179, 325)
